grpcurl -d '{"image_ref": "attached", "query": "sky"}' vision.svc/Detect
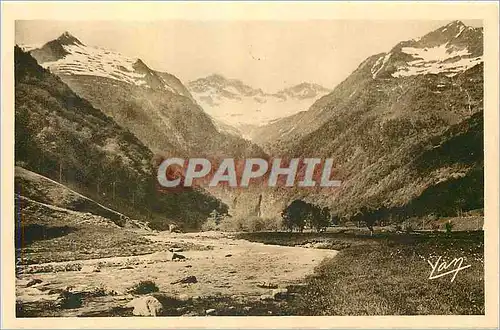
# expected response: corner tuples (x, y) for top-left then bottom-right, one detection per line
(16, 20), (482, 93)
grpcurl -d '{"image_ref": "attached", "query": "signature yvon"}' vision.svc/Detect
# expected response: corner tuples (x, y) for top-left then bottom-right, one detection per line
(427, 256), (471, 282)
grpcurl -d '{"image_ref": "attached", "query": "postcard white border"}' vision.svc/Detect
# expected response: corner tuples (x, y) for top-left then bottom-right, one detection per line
(2, 1), (498, 329)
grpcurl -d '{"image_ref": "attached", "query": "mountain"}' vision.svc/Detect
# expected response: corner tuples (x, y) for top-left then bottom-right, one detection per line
(27, 33), (264, 158)
(187, 74), (330, 133)
(250, 21), (484, 221)
(15, 46), (227, 230)
(384, 20), (482, 78)
(256, 20), (483, 152)
(30, 32), (192, 95)
(17, 21), (484, 226)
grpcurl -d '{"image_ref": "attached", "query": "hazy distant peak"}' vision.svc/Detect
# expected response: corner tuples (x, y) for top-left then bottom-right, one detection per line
(206, 73), (228, 82)
(188, 74), (264, 98)
(277, 82), (331, 99)
(188, 74), (331, 127)
(189, 74), (329, 98)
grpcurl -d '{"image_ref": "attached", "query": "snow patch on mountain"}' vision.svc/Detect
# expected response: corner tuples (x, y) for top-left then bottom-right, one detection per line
(371, 53), (392, 79)
(41, 44), (149, 87)
(392, 44), (482, 78)
(192, 92), (327, 127)
(26, 33), (185, 94)
(454, 25), (466, 38)
(369, 21), (483, 79)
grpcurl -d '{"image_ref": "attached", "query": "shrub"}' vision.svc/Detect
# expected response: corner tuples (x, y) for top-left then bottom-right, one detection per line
(261, 217), (284, 232)
(403, 222), (414, 233)
(445, 221), (453, 234)
(217, 215), (283, 232)
(431, 223), (440, 231)
(90, 286), (107, 297)
(57, 290), (83, 309)
(245, 216), (266, 232)
(129, 280), (159, 294)
(217, 215), (241, 232)
(201, 218), (218, 231)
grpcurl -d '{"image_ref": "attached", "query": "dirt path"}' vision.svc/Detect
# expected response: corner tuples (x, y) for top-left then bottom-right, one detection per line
(16, 231), (337, 316)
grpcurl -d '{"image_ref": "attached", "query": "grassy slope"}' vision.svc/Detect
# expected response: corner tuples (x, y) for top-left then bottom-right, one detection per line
(238, 231), (484, 315)
(15, 167), (129, 226)
(15, 195), (159, 265)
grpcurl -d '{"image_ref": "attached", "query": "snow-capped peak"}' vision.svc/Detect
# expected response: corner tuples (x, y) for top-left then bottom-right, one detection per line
(56, 31), (84, 46)
(369, 20), (483, 79)
(27, 33), (184, 94)
(445, 20), (466, 29)
(188, 74), (265, 99)
(36, 41), (150, 87)
(188, 75), (331, 127)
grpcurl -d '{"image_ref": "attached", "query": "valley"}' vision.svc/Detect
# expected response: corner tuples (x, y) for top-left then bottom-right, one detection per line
(16, 225), (483, 317)
(13, 19), (486, 317)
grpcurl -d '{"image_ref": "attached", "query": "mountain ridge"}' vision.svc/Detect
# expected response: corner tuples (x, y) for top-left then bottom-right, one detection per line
(25, 32), (266, 159)
(245, 20), (484, 221)
(187, 73), (331, 129)
(29, 32), (192, 96)
(16, 21), (484, 226)
(252, 20), (483, 152)
(15, 45), (228, 230)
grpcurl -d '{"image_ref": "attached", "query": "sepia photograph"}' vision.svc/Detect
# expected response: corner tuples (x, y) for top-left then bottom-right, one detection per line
(1, 1), (499, 329)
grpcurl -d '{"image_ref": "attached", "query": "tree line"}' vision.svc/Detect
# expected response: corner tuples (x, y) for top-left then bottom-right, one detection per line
(281, 200), (335, 232)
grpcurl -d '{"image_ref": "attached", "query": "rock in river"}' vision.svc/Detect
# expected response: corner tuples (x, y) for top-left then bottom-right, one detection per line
(125, 296), (163, 316)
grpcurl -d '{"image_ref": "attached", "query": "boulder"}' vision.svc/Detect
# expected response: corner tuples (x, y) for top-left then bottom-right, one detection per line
(168, 224), (181, 233)
(205, 308), (216, 315)
(149, 251), (186, 262)
(177, 293), (190, 302)
(272, 288), (288, 300)
(172, 253), (186, 261)
(26, 279), (42, 287)
(171, 275), (197, 284)
(125, 296), (163, 316)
